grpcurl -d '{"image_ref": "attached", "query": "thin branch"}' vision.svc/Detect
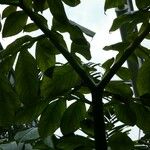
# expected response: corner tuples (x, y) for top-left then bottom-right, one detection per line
(97, 23), (150, 90)
(19, 0), (96, 90)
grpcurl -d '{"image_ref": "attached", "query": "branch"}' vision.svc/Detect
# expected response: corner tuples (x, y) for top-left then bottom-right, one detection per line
(19, 0), (96, 90)
(97, 23), (150, 90)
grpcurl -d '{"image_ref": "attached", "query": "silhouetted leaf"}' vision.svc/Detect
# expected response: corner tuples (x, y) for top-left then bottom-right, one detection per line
(2, 11), (28, 37)
(60, 101), (86, 135)
(15, 49), (39, 105)
(39, 99), (66, 137)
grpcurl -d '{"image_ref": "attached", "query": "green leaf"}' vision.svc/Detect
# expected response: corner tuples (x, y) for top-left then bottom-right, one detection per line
(41, 65), (80, 99)
(114, 103), (136, 126)
(0, 75), (19, 126)
(36, 38), (56, 72)
(2, 11), (28, 37)
(23, 23), (39, 32)
(33, 0), (48, 12)
(15, 101), (47, 123)
(104, 0), (125, 11)
(0, 35), (32, 59)
(47, 0), (68, 24)
(103, 42), (129, 52)
(102, 57), (114, 71)
(0, 142), (17, 150)
(57, 135), (94, 149)
(135, 0), (150, 9)
(62, 0), (80, 7)
(60, 102), (86, 135)
(106, 81), (133, 98)
(39, 99), (66, 137)
(2, 5), (17, 19)
(137, 59), (150, 96)
(132, 103), (150, 133)
(109, 132), (134, 150)
(110, 11), (150, 32)
(14, 127), (39, 142)
(15, 50), (39, 105)
(116, 67), (131, 80)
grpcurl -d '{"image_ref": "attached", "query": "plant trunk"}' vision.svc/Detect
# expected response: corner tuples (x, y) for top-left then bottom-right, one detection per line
(92, 89), (107, 150)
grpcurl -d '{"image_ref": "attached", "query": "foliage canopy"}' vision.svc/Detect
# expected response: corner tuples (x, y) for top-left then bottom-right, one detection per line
(0, 0), (150, 150)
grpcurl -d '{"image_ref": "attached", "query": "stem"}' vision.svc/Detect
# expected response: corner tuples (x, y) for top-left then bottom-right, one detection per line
(92, 89), (107, 150)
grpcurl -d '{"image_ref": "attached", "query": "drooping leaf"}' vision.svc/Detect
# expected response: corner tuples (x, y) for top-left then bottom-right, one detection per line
(14, 127), (39, 142)
(106, 81), (133, 98)
(109, 132), (134, 150)
(39, 99), (66, 137)
(33, 0), (48, 12)
(15, 49), (39, 105)
(36, 38), (56, 72)
(116, 67), (131, 80)
(110, 11), (150, 32)
(41, 64), (81, 99)
(57, 135), (94, 149)
(114, 103), (136, 126)
(102, 57), (114, 71)
(0, 35), (33, 59)
(137, 59), (150, 96)
(60, 101), (86, 135)
(0, 75), (19, 126)
(2, 11), (28, 37)
(132, 102), (150, 133)
(23, 23), (39, 32)
(104, 0), (126, 11)
(135, 0), (150, 9)
(62, 0), (80, 7)
(15, 101), (48, 123)
(47, 0), (68, 24)
(2, 5), (17, 19)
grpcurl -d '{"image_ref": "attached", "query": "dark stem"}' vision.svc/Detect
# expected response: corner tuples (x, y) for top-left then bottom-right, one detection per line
(92, 89), (107, 150)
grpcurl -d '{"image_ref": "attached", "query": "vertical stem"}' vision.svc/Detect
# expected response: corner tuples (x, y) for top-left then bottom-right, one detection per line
(92, 89), (107, 150)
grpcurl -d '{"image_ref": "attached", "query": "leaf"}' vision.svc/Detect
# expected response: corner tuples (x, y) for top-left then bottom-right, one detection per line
(57, 135), (94, 149)
(36, 38), (56, 72)
(14, 127), (39, 142)
(23, 23), (39, 32)
(104, 0), (125, 11)
(110, 11), (150, 32)
(62, 0), (80, 7)
(102, 57), (114, 71)
(0, 142), (17, 150)
(116, 67), (131, 80)
(114, 103), (136, 126)
(33, 0), (48, 12)
(0, 35), (32, 59)
(0, 75), (19, 126)
(109, 132), (134, 150)
(47, 0), (68, 24)
(60, 101), (86, 135)
(132, 102), (150, 133)
(103, 42), (129, 52)
(106, 81), (133, 98)
(137, 59), (150, 96)
(15, 49), (39, 105)
(2, 5), (17, 19)
(2, 11), (28, 37)
(41, 64), (81, 99)
(39, 99), (66, 137)
(15, 101), (47, 123)
(135, 0), (150, 9)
